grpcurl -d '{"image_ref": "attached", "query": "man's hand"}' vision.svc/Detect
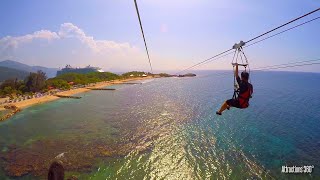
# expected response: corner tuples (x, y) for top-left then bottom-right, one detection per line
(232, 63), (239, 78)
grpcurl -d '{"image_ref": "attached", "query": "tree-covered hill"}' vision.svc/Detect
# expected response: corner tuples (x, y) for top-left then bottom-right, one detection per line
(0, 67), (29, 82)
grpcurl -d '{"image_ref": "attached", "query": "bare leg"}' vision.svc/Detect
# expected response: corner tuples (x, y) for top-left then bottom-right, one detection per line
(217, 101), (229, 114)
(48, 161), (64, 180)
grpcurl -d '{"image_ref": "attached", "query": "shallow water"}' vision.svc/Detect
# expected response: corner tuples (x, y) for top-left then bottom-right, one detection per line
(0, 71), (319, 179)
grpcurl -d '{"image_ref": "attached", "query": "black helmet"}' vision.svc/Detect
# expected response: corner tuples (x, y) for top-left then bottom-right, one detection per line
(241, 71), (249, 80)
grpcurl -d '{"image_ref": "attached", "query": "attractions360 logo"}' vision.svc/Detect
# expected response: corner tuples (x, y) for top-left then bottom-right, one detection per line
(281, 165), (314, 173)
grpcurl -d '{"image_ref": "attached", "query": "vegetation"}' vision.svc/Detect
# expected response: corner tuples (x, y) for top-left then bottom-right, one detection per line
(45, 79), (71, 90)
(0, 71), (47, 97)
(0, 79), (25, 97)
(158, 73), (172, 77)
(42, 72), (121, 91)
(25, 70), (47, 92)
(122, 71), (149, 77)
(0, 71), (120, 97)
(51, 72), (120, 86)
(0, 70), (180, 98)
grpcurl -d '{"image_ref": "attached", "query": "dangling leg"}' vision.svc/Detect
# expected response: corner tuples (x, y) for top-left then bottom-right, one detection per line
(48, 161), (64, 180)
(216, 101), (229, 115)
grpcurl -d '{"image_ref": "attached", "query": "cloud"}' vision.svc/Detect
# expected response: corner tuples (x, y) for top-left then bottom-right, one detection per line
(0, 30), (59, 57)
(0, 30), (59, 49)
(0, 23), (148, 71)
(57, 23), (139, 54)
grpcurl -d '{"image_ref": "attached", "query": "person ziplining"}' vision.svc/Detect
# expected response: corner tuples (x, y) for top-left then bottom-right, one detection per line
(216, 41), (253, 115)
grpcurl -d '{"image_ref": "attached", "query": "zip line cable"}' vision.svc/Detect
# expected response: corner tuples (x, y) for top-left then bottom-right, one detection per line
(199, 16), (320, 67)
(134, 0), (153, 73)
(254, 61), (320, 71)
(181, 16), (320, 70)
(201, 58), (320, 79)
(253, 58), (320, 69)
(245, 16), (320, 48)
(175, 8), (320, 74)
(202, 62), (320, 79)
(175, 48), (234, 74)
(245, 8), (320, 44)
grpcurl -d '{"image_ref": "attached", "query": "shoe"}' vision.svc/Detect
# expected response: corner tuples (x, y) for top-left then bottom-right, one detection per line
(216, 111), (222, 115)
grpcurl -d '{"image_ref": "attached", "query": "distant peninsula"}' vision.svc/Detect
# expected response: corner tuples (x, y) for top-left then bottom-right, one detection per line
(177, 73), (196, 77)
(156, 73), (196, 78)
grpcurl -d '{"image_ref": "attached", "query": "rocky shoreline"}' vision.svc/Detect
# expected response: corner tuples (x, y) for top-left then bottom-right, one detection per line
(0, 105), (21, 121)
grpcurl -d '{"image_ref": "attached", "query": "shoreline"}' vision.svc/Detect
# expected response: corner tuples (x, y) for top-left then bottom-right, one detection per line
(0, 76), (152, 115)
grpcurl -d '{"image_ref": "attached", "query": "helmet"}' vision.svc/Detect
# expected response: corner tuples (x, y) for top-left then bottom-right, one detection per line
(241, 71), (249, 80)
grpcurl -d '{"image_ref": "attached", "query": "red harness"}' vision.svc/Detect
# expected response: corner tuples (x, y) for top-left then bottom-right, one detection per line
(237, 84), (252, 108)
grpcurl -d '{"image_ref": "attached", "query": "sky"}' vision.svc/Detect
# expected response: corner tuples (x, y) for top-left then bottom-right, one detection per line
(0, 0), (319, 73)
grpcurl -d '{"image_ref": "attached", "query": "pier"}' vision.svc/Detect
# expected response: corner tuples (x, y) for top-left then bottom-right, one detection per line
(55, 95), (82, 99)
(87, 88), (116, 90)
(112, 82), (142, 85)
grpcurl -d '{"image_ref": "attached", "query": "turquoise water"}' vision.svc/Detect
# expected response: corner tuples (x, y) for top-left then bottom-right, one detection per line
(0, 71), (319, 179)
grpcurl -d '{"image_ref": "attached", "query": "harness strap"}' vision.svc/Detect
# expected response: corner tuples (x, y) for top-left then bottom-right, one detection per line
(238, 85), (252, 108)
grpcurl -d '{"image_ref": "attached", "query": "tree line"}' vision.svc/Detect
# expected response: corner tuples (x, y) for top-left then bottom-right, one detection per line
(0, 71), (47, 97)
(0, 71), (149, 98)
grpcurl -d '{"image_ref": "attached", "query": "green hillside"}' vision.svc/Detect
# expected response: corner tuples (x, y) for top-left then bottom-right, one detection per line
(0, 67), (29, 82)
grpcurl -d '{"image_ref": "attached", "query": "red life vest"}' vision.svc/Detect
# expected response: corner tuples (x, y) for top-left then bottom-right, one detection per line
(238, 84), (252, 108)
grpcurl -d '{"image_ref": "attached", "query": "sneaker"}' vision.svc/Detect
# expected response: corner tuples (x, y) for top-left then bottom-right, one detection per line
(216, 111), (222, 115)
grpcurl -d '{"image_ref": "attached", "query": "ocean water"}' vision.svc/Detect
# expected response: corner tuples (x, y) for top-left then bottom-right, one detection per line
(0, 71), (319, 179)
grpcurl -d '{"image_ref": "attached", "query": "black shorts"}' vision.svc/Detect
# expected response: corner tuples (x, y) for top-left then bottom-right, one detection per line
(226, 99), (241, 108)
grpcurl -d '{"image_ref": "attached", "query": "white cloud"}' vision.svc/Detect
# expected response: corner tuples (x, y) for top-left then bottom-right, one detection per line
(55, 23), (141, 55)
(0, 30), (59, 58)
(0, 30), (59, 49)
(0, 23), (150, 71)
(0, 23), (192, 72)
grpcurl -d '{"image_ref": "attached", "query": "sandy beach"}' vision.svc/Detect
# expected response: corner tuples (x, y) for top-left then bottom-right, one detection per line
(0, 76), (152, 111)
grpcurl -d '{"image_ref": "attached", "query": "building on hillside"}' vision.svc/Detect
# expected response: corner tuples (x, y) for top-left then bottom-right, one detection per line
(56, 65), (104, 76)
